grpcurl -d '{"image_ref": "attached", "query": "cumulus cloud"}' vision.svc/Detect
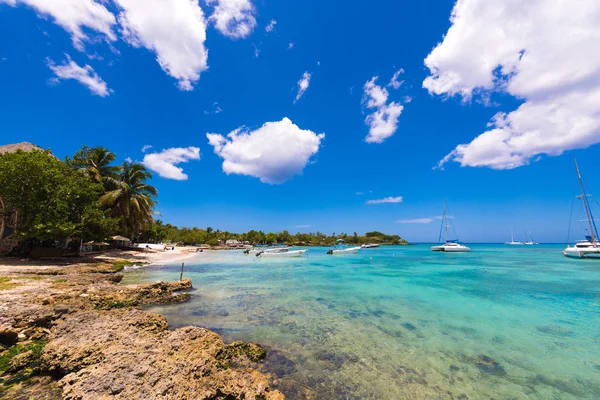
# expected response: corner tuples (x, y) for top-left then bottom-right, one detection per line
(207, 0), (256, 39)
(141, 145), (152, 152)
(295, 71), (311, 103)
(362, 77), (404, 143)
(287, 42), (294, 50)
(265, 19), (276, 33)
(366, 196), (403, 205)
(206, 117), (325, 184)
(0, 0), (116, 50)
(47, 55), (111, 96)
(388, 68), (404, 89)
(142, 146), (201, 180)
(425, 0), (600, 170)
(115, 0), (208, 91)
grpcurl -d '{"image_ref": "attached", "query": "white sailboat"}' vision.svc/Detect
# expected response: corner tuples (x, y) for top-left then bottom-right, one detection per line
(524, 232), (539, 245)
(505, 229), (524, 245)
(327, 239), (361, 255)
(563, 157), (600, 259)
(431, 201), (471, 252)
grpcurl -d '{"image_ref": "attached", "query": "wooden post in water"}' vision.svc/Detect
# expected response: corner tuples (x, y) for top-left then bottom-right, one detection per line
(180, 262), (184, 281)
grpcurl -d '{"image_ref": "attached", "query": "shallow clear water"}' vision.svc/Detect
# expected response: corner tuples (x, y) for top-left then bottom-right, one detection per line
(122, 245), (600, 399)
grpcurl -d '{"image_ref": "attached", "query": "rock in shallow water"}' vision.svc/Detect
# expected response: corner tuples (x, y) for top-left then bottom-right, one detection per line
(474, 355), (506, 376)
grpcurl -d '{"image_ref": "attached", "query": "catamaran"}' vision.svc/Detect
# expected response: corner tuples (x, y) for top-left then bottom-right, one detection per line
(505, 229), (524, 245)
(431, 201), (471, 252)
(327, 239), (361, 255)
(524, 232), (539, 245)
(563, 157), (600, 259)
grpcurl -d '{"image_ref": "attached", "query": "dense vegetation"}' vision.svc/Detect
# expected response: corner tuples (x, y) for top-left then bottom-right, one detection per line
(0, 145), (406, 251)
(0, 146), (157, 250)
(139, 224), (406, 246)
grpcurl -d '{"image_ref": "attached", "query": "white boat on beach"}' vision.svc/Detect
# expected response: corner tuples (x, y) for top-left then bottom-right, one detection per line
(431, 201), (471, 253)
(327, 239), (361, 255)
(563, 157), (600, 259)
(257, 249), (307, 258)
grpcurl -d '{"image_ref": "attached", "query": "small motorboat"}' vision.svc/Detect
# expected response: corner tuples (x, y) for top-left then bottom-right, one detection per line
(361, 243), (380, 249)
(257, 249), (307, 258)
(327, 239), (361, 255)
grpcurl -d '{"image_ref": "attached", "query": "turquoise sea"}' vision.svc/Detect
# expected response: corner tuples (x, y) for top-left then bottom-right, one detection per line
(122, 245), (600, 399)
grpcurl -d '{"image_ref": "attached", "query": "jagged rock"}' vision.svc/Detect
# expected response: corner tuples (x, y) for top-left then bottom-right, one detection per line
(0, 326), (18, 346)
(42, 309), (283, 399)
(9, 350), (35, 372)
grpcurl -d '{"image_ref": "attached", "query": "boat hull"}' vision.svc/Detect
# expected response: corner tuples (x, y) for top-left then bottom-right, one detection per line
(431, 244), (471, 253)
(563, 247), (600, 259)
(258, 249), (307, 258)
(330, 247), (361, 255)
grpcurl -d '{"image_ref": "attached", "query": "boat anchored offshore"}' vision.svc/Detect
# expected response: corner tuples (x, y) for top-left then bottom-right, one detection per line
(327, 239), (361, 255)
(563, 157), (600, 259)
(257, 249), (307, 258)
(361, 243), (380, 249)
(505, 229), (524, 245)
(431, 201), (471, 253)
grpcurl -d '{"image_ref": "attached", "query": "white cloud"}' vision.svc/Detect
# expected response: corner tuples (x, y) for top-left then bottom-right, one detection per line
(366, 196), (403, 205)
(425, 0), (600, 170)
(388, 68), (404, 89)
(47, 55), (111, 96)
(296, 225), (310, 228)
(115, 0), (208, 91)
(207, 117), (325, 184)
(287, 42), (294, 50)
(397, 218), (435, 224)
(141, 145), (152, 152)
(362, 77), (404, 143)
(142, 146), (201, 180)
(265, 19), (276, 33)
(207, 0), (256, 39)
(355, 192), (364, 195)
(397, 215), (448, 224)
(124, 157), (133, 163)
(0, 0), (116, 50)
(204, 101), (223, 115)
(295, 71), (311, 103)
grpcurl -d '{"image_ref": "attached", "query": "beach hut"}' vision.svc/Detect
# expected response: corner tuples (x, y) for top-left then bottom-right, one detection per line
(110, 235), (131, 249)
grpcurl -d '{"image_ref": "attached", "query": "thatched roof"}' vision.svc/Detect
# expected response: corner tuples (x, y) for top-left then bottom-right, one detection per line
(111, 235), (131, 241)
(0, 142), (46, 154)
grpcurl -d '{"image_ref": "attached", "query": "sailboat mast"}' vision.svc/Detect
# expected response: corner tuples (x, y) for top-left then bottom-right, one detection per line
(444, 200), (448, 243)
(575, 157), (597, 243)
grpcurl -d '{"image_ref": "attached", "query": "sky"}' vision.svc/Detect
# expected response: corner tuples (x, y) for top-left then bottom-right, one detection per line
(1, 0), (600, 243)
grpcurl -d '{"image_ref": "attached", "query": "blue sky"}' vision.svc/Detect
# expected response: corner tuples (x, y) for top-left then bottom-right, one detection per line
(1, 0), (599, 243)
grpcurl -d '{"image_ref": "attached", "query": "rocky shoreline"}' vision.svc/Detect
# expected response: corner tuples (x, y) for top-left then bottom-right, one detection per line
(0, 258), (284, 399)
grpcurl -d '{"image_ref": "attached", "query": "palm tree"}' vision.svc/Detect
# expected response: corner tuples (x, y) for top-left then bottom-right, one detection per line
(100, 162), (157, 236)
(72, 146), (121, 187)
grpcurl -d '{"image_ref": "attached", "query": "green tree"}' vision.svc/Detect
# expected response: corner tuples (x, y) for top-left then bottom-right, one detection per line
(69, 146), (121, 187)
(100, 161), (157, 237)
(0, 149), (117, 242)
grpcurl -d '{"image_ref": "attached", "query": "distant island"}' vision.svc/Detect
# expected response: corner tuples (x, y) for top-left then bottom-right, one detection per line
(147, 225), (409, 248)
